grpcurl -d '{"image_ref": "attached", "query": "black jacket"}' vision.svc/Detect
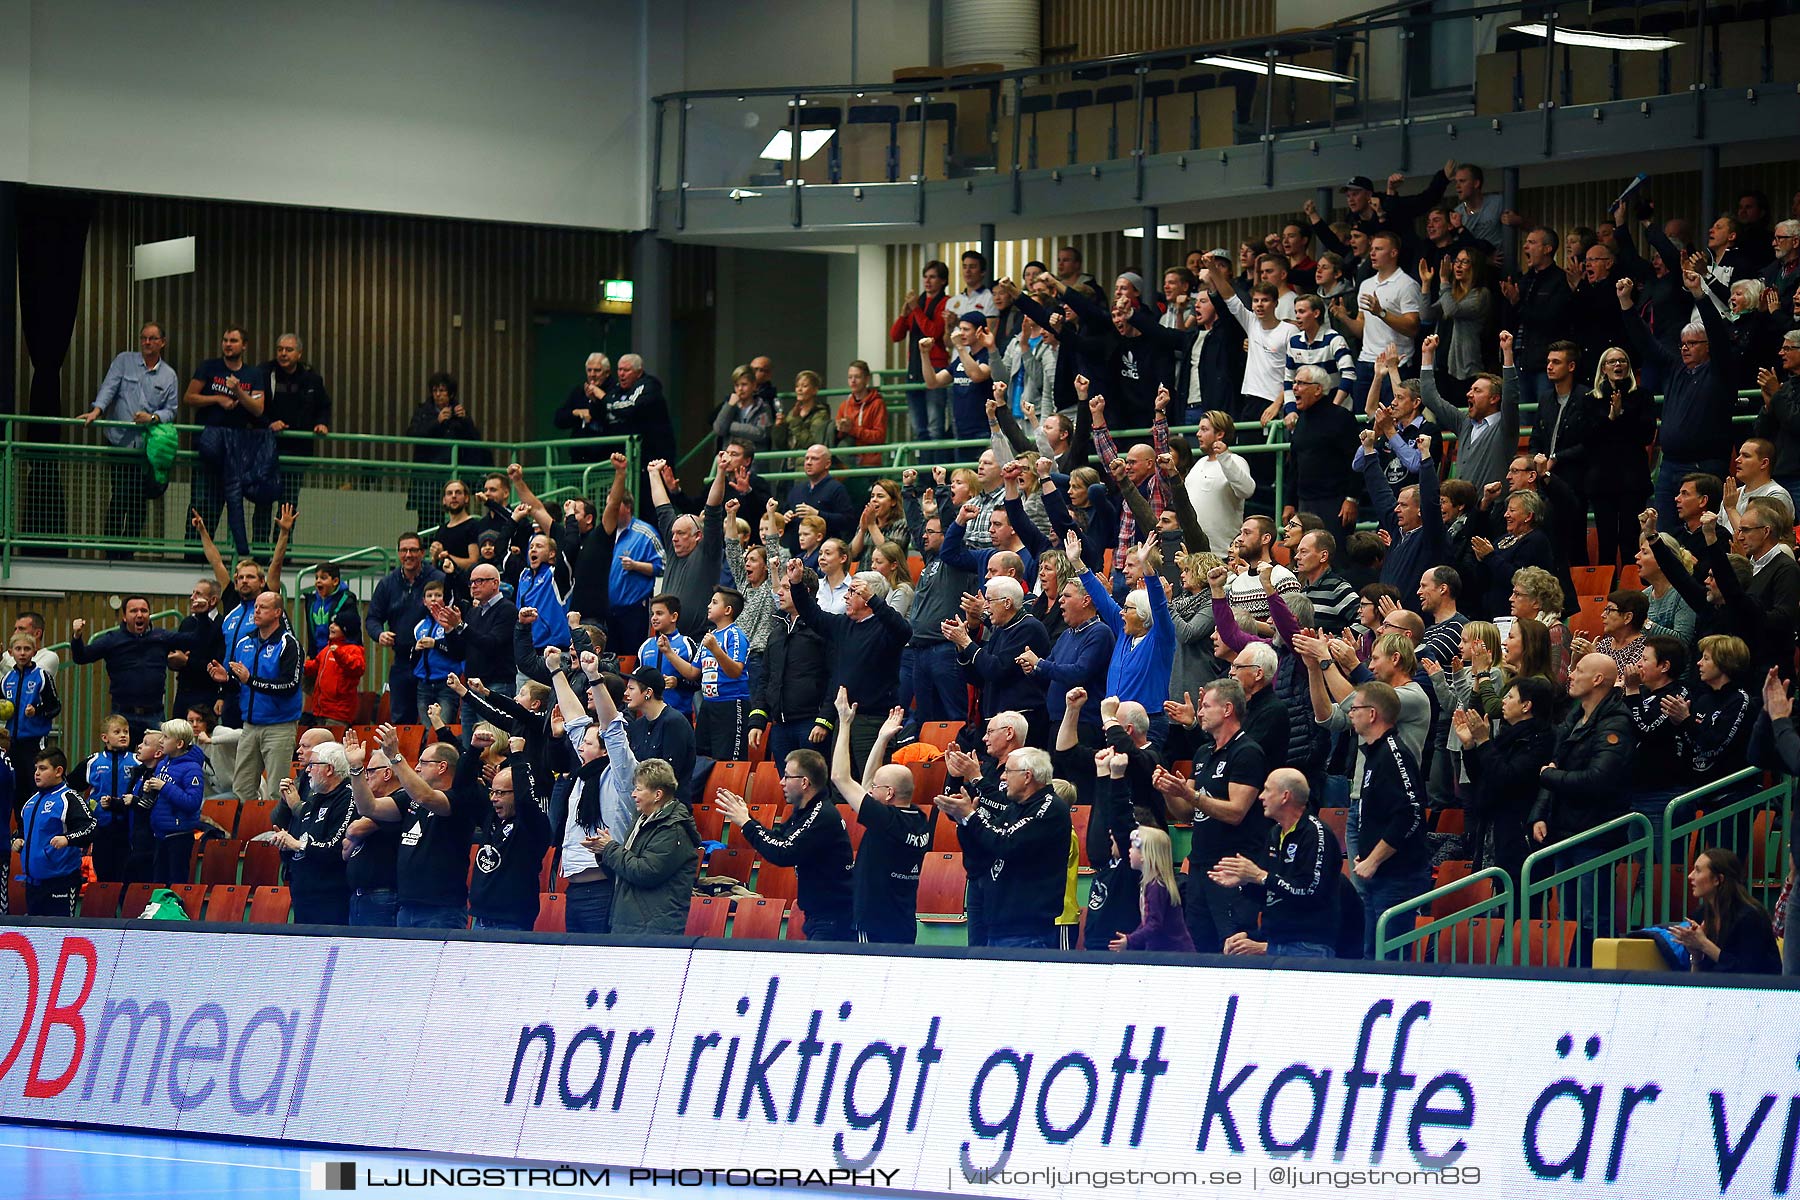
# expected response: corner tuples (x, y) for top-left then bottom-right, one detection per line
(276, 780), (354, 903)
(1130, 307), (1249, 419)
(739, 794), (854, 931)
(365, 566), (446, 669)
(441, 595), (522, 686)
(1462, 717), (1555, 873)
(791, 586), (912, 721)
(261, 361), (332, 431)
(750, 613), (833, 731)
(954, 784), (1071, 940)
(1531, 691), (1636, 841)
(468, 751), (554, 927)
(1572, 386), (1656, 498)
(1509, 265), (1574, 374)
(71, 624), (190, 710)
(407, 400), (490, 467)
(958, 614), (1051, 718)
(553, 382), (616, 463)
(1357, 731), (1428, 874)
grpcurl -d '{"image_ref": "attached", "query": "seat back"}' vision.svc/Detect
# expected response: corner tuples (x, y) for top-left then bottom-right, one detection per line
(731, 898), (787, 939)
(534, 892), (567, 933)
(917, 721), (963, 750)
(703, 761), (753, 808)
(199, 839), (244, 886)
(236, 799), (280, 841)
(203, 884), (252, 922)
(201, 797), (240, 835)
(249, 886), (292, 925)
(79, 881), (124, 919)
(708, 847), (753, 883)
(839, 804), (865, 854)
(1518, 918), (1579, 966)
(756, 863), (798, 901)
(685, 895), (730, 937)
(168, 883), (207, 919)
(122, 883), (157, 919)
(916, 852), (968, 921)
(241, 843), (283, 888)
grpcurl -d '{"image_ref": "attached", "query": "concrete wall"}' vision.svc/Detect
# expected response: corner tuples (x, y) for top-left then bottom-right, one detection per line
(0, 0), (649, 230)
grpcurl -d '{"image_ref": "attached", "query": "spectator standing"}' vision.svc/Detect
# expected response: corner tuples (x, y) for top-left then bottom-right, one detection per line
(303, 620), (366, 733)
(890, 260), (952, 447)
(215, 590), (302, 802)
(342, 743), (404, 927)
(1455, 675), (1558, 880)
(712, 363), (774, 456)
(1111, 823), (1196, 953)
(1578, 347), (1657, 572)
(647, 457), (728, 640)
(607, 488), (665, 657)
(788, 561), (911, 769)
(622, 666), (696, 805)
(1184, 411), (1255, 556)
(70, 601), (190, 744)
(748, 567), (833, 764)
(185, 327), (269, 559)
(716, 749), (855, 940)
(1286, 367), (1362, 548)
(271, 739), (355, 924)
(11, 750), (95, 916)
(1723, 439), (1796, 534)
(835, 360), (888, 466)
(604, 354), (678, 481)
(410, 578), (462, 722)
(3, 634), (60, 820)
(684, 588), (752, 762)
(432, 565), (521, 740)
(258, 333), (332, 535)
(938, 747), (1071, 948)
(597, 757), (700, 936)
(467, 739), (554, 932)
(1346, 681), (1431, 957)
(301, 563), (360, 657)
(406, 373), (488, 519)
(554, 353), (618, 463)
(777, 444), (857, 554)
(81, 322), (181, 553)
(549, 655), (640, 933)
(365, 533), (445, 726)
(1623, 272), (1738, 530)
(1336, 232), (1424, 394)
(638, 596), (699, 721)
(1212, 769), (1342, 958)
(831, 692), (931, 944)
(774, 372), (834, 464)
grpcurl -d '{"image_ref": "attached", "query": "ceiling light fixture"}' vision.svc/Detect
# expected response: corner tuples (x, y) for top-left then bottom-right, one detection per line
(1196, 54), (1356, 84)
(1510, 23), (1682, 51)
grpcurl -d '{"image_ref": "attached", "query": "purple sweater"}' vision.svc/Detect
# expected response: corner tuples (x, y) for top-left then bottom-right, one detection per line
(1122, 879), (1196, 952)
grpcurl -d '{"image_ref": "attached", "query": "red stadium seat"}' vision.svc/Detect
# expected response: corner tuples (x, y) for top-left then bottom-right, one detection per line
(1431, 917), (1505, 964)
(731, 898), (787, 939)
(7, 878), (22, 916)
(916, 853), (968, 924)
(703, 761), (752, 807)
(1071, 806), (1093, 872)
(1318, 808), (1349, 855)
(79, 881), (123, 919)
(707, 847), (753, 883)
(929, 807), (959, 852)
(1517, 918), (1578, 966)
(1569, 565), (1615, 598)
(904, 759), (947, 804)
(534, 893), (566, 933)
(198, 840), (243, 886)
(121, 883), (157, 919)
(236, 799), (280, 842)
(167, 884), (207, 919)
(538, 848), (557, 894)
(241, 843), (283, 888)
(203, 885), (252, 922)
(756, 863), (798, 901)
(839, 804), (865, 854)
(917, 721), (963, 750)
(686, 896), (730, 937)
(1424, 875), (1496, 923)
(749, 761), (783, 808)
(692, 802), (725, 844)
(249, 887), (292, 925)
(200, 797), (240, 836)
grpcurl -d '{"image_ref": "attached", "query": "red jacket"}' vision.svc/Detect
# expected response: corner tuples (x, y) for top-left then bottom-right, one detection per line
(304, 642), (367, 723)
(890, 294), (950, 370)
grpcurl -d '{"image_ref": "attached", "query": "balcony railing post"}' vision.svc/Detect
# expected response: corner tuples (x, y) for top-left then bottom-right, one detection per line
(1540, 10), (1557, 157)
(790, 93), (804, 229)
(676, 99), (690, 233)
(1132, 63), (1148, 201)
(1262, 48), (1277, 188)
(1009, 76), (1024, 215)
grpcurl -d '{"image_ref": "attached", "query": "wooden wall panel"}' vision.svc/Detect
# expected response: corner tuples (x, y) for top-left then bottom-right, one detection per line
(1040, 0), (1274, 61)
(18, 194), (717, 453)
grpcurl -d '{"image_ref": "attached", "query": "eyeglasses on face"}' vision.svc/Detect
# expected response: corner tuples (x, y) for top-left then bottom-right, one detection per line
(1347, 704), (1375, 714)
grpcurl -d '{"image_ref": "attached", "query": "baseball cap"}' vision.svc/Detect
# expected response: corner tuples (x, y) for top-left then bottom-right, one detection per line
(1204, 248), (1231, 262)
(629, 665), (666, 695)
(1340, 175), (1376, 193)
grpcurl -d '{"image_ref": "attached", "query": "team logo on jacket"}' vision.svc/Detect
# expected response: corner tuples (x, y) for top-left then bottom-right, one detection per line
(990, 859), (1005, 882)
(476, 844), (502, 874)
(1285, 841), (1299, 862)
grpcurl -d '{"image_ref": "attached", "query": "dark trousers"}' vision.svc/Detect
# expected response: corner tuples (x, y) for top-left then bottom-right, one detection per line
(472, 916), (528, 931)
(608, 606), (650, 663)
(1590, 491), (1647, 573)
(564, 879), (614, 934)
(398, 901), (467, 929)
(152, 834), (194, 885)
(767, 720), (822, 766)
(1184, 865), (1258, 954)
(191, 460), (252, 559)
(10, 736), (40, 822)
(1363, 864), (1432, 960)
(966, 877), (988, 947)
(349, 888), (399, 927)
(900, 643), (964, 722)
(989, 928), (1056, 949)
(293, 889), (351, 927)
(117, 704), (164, 747)
(801, 916), (853, 942)
(696, 697), (748, 762)
(91, 822), (131, 882)
(386, 666), (421, 726)
(25, 873), (81, 917)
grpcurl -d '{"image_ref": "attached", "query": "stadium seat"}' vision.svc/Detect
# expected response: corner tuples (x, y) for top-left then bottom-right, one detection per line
(1569, 565), (1615, 598)
(731, 898), (787, 939)
(1432, 916), (1506, 964)
(692, 802), (725, 844)
(249, 887), (292, 925)
(839, 804), (865, 854)
(756, 863), (798, 901)
(1517, 918), (1578, 966)
(7, 878), (22, 916)
(749, 761), (783, 807)
(916, 852), (968, 924)
(707, 847), (753, 883)
(686, 896), (730, 937)
(917, 721), (963, 750)
(703, 761), (752, 807)
(79, 881), (123, 919)
(538, 847), (557, 894)
(1617, 564), (1642, 592)
(904, 758), (947, 804)
(1434, 808), (1466, 836)
(201, 797), (240, 835)
(534, 893), (566, 933)
(1071, 805), (1093, 872)
(930, 807), (959, 852)
(237, 799), (279, 841)
(1425, 875), (1496, 922)
(786, 907), (808, 940)
(168, 883), (207, 918)
(199, 839), (243, 886)
(122, 883), (157, 919)
(1319, 808), (1349, 854)
(392, 724), (427, 761)
(241, 843), (283, 888)
(203, 884), (252, 922)
(1434, 859), (1474, 889)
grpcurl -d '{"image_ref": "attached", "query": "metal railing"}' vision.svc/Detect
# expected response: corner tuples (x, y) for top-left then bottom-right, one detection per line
(1375, 866), (1517, 964)
(1518, 812), (1656, 969)
(1660, 767), (1789, 924)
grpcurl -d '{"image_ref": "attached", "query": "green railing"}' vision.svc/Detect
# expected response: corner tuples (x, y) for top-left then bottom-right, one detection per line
(0, 413), (638, 573)
(1660, 767), (1789, 924)
(1517, 812), (1656, 970)
(1375, 866), (1516, 965)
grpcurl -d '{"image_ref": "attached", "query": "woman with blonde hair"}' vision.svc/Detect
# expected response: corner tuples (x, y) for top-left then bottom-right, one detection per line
(1109, 823), (1194, 952)
(1509, 565), (1570, 685)
(1577, 345), (1655, 572)
(1476, 616), (1558, 718)
(774, 370), (831, 463)
(866, 540), (914, 618)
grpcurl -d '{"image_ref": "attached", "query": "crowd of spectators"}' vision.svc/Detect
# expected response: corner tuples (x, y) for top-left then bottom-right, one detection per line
(9, 164), (1800, 975)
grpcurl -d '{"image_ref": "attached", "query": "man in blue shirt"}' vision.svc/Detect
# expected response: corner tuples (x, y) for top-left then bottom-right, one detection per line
(609, 492), (665, 661)
(184, 326), (269, 559)
(667, 587), (751, 762)
(82, 322), (182, 557)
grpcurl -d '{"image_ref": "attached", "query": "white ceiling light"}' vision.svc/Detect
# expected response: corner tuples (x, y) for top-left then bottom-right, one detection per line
(1196, 54), (1356, 84)
(759, 129), (836, 161)
(1510, 23), (1683, 51)
(1123, 224), (1187, 240)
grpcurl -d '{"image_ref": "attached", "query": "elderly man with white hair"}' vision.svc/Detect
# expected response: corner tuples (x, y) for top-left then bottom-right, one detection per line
(270, 738), (356, 926)
(939, 745), (1072, 949)
(945, 707), (1034, 947)
(944, 573), (1051, 743)
(605, 351), (676, 470)
(553, 351), (615, 463)
(789, 559), (912, 770)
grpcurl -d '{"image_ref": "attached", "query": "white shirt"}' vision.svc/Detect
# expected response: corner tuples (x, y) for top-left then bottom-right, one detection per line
(1274, 290), (1299, 322)
(1185, 325), (1214, 409)
(1356, 269), (1424, 364)
(32, 648), (59, 681)
(1724, 481), (1797, 532)
(1185, 452), (1257, 557)
(948, 286), (997, 322)
(1225, 294), (1297, 404)
(816, 574), (850, 614)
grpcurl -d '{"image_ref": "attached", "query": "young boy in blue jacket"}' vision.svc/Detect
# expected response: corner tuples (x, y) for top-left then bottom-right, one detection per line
(11, 749), (95, 916)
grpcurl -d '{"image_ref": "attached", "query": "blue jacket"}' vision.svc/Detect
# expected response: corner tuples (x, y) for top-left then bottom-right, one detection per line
(78, 747), (139, 831)
(939, 519), (1037, 582)
(1363, 454), (1448, 613)
(410, 616), (461, 682)
(230, 625), (305, 726)
(515, 562), (571, 649)
(2, 662), (59, 739)
(1037, 616), (1116, 728)
(19, 783), (95, 883)
(147, 744), (206, 838)
(1084, 569), (1176, 711)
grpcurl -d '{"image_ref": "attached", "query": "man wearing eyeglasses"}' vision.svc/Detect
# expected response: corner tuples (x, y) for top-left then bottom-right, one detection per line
(1730, 496), (1800, 626)
(83, 322), (181, 554)
(1621, 270), (1738, 533)
(938, 747), (1070, 950)
(1760, 220), (1800, 311)
(715, 749), (853, 942)
(1721, 438), (1794, 540)
(342, 743), (404, 927)
(829, 691), (929, 945)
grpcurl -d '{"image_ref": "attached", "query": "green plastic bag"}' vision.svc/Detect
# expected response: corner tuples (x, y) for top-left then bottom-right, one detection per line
(143, 420), (178, 488)
(138, 887), (191, 920)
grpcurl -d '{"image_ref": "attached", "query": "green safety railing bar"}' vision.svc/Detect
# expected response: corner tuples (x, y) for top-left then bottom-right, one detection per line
(1517, 811), (1656, 968)
(1375, 865), (1517, 965)
(1660, 766), (1788, 924)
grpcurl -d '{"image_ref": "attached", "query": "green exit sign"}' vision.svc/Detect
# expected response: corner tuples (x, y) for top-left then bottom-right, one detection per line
(601, 279), (634, 305)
